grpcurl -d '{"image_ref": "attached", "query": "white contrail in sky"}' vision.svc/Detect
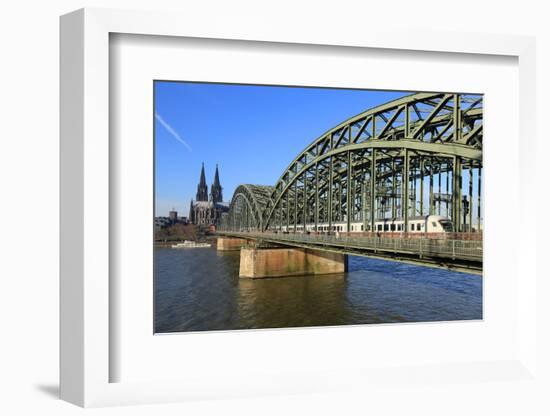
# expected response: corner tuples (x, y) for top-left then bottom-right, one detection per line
(155, 113), (192, 152)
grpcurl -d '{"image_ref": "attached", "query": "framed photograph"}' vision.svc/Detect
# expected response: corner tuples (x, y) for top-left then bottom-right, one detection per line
(153, 81), (483, 335)
(60, 8), (538, 408)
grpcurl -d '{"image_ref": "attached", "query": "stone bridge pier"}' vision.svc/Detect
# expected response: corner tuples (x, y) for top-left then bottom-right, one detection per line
(239, 246), (347, 279)
(217, 236), (348, 278)
(216, 237), (248, 251)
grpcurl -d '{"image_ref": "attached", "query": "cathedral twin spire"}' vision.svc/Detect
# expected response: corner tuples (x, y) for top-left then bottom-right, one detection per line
(195, 162), (223, 203)
(210, 164), (223, 203)
(196, 162), (208, 201)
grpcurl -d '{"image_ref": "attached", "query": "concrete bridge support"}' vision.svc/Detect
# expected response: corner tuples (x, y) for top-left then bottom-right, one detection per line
(239, 247), (348, 278)
(216, 237), (248, 251)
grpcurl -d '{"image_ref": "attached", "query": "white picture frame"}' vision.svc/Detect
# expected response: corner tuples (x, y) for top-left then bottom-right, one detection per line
(60, 8), (538, 408)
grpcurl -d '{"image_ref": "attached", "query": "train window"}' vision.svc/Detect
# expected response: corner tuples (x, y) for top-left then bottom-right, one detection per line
(384, 224), (389, 231)
(390, 224), (396, 231)
(377, 224), (382, 231)
(432, 221), (437, 228)
(411, 224), (414, 231)
(439, 220), (453, 232)
(361, 224), (364, 231)
(416, 223), (421, 231)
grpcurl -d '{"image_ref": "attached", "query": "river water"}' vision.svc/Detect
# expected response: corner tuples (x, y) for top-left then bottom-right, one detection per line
(154, 246), (482, 333)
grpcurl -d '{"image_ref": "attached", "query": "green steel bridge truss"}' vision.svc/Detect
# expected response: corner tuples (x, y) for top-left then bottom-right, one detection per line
(220, 92), (483, 234)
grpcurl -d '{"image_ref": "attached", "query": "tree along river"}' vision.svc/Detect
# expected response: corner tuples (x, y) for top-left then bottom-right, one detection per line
(154, 245), (482, 333)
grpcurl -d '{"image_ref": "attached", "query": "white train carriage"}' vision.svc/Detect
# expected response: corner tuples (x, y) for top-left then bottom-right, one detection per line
(278, 215), (453, 234)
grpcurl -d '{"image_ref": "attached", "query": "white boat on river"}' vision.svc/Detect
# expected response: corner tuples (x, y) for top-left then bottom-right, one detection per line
(171, 240), (211, 249)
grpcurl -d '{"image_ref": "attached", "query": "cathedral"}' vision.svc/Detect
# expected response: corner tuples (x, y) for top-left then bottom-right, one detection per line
(189, 163), (229, 227)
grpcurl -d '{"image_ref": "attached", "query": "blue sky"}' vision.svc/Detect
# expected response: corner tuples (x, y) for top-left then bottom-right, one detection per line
(154, 82), (410, 217)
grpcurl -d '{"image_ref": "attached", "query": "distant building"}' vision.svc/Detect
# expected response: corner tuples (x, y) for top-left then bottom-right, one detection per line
(154, 217), (172, 232)
(169, 210), (178, 222)
(189, 163), (229, 227)
(154, 211), (188, 232)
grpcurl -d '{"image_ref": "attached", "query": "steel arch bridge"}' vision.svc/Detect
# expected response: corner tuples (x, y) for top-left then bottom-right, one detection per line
(220, 92), (483, 235)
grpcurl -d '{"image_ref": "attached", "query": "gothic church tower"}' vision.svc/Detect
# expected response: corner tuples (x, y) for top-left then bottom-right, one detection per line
(196, 162), (208, 201)
(210, 164), (223, 203)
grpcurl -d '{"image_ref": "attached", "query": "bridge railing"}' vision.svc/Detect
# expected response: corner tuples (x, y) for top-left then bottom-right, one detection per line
(221, 231), (483, 261)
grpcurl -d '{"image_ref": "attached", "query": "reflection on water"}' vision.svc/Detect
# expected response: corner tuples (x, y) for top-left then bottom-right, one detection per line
(154, 246), (482, 333)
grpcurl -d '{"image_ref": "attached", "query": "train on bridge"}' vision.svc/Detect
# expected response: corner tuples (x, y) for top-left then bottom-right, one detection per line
(277, 215), (454, 234)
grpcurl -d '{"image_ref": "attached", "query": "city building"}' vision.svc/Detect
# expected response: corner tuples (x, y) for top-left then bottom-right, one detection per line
(189, 163), (229, 227)
(169, 209), (178, 222)
(154, 210), (188, 232)
(154, 217), (172, 232)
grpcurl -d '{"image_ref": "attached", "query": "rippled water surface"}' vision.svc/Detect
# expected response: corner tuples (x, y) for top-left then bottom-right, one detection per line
(154, 246), (482, 333)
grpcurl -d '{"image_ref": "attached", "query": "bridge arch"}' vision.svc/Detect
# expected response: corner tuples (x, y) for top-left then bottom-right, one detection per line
(262, 92), (482, 233)
(221, 184), (274, 231)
